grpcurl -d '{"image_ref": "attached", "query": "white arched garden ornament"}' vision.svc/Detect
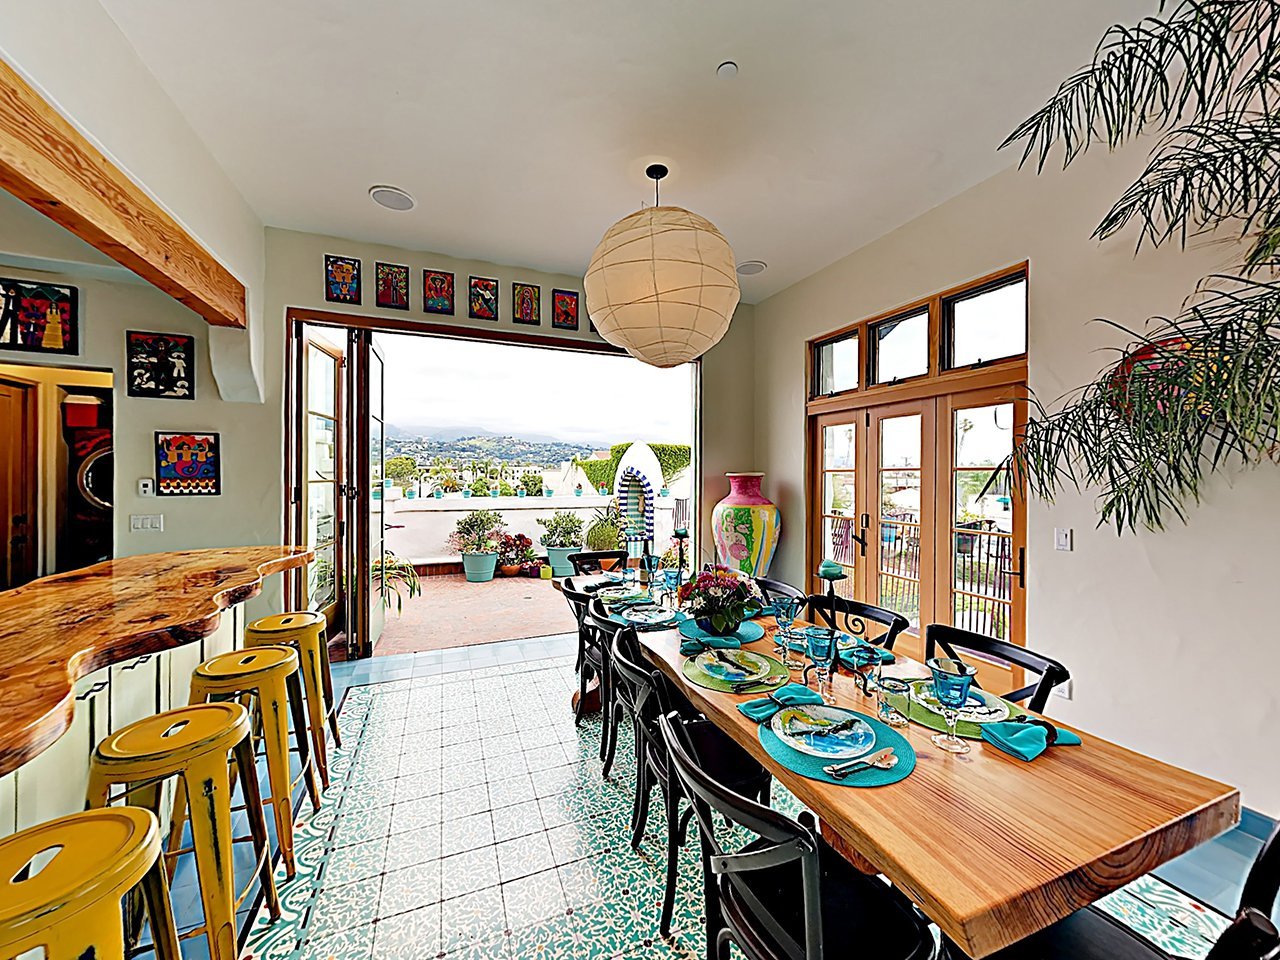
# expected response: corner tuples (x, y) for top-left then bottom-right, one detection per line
(584, 166), (740, 368)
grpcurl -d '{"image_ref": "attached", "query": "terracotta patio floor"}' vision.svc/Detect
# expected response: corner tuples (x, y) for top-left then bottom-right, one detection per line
(374, 573), (577, 656)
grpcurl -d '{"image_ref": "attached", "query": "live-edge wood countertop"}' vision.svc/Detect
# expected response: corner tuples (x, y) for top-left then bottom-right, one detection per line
(0, 546), (313, 776)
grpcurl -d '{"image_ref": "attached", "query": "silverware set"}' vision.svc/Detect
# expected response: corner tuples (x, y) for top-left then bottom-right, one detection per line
(823, 747), (899, 780)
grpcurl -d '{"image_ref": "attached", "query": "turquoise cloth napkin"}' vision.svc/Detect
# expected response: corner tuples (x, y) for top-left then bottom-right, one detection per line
(737, 683), (823, 723)
(679, 634), (742, 656)
(838, 644), (895, 667)
(980, 720), (1082, 761)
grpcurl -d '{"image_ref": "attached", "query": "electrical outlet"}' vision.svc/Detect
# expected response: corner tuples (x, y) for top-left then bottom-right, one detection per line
(1054, 527), (1073, 552)
(129, 514), (164, 532)
(1052, 679), (1074, 700)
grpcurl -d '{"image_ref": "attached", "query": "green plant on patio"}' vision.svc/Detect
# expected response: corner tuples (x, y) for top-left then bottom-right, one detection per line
(539, 509), (585, 577)
(384, 455), (418, 488)
(520, 470), (545, 496)
(372, 551), (421, 616)
(584, 500), (624, 551)
(467, 477), (490, 497)
(497, 479), (516, 496)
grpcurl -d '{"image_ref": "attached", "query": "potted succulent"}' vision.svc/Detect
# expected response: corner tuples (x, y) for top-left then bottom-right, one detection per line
(677, 566), (764, 636)
(462, 487), (473, 498)
(584, 501), (624, 569)
(538, 510), (584, 577)
(520, 558), (545, 578)
(448, 508), (505, 582)
(598, 484), (608, 495)
(575, 484), (583, 497)
(498, 533), (535, 576)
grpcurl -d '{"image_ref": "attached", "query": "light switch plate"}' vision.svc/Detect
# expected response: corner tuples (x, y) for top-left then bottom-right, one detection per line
(1054, 527), (1073, 552)
(129, 514), (164, 532)
(1052, 679), (1074, 700)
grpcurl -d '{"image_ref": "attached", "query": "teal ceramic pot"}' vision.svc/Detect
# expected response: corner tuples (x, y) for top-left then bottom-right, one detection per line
(518, 489), (527, 498)
(546, 545), (577, 577)
(544, 489), (553, 498)
(462, 551), (498, 582)
(462, 489), (473, 498)
(433, 490), (443, 499)
(405, 488), (417, 499)
(575, 488), (583, 497)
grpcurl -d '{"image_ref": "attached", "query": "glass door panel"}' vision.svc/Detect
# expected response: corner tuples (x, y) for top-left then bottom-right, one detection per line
(817, 421), (862, 598)
(344, 328), (386, 660)
(301, 341), (341, 621)
(874, 411), (925, 627)
(367, 344), (386, 650)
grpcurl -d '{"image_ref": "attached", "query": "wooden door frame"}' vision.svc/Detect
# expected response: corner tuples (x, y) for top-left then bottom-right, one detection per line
(0, 375), (38, 588)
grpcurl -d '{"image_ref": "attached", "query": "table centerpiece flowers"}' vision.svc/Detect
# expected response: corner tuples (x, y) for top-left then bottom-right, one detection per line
(677, 565), (764, 635)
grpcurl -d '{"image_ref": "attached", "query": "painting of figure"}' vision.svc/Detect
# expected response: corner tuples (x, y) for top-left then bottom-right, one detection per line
(375, 262), (410, 310)
(324, 255), (361, 304)
(155, 431), (221, 496)
(423, 270), (455, 314)
(469, 276), (498, 320)
(0, 277), (78, 355)
(127, 331), (195, 399)
(552, 289), (579, 330)
(512, 282), (540, 325)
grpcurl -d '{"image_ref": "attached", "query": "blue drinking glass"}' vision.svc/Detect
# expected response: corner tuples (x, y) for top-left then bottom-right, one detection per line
(772, 596), (803, 668)
(806, 628), (837, 703)
(927, 657), (978, 754)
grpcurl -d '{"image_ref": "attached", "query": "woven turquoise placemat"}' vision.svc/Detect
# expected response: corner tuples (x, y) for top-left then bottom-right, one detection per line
(678, 618), (766, 644)
(681, 652), (790, 693)
(758, 709), (915, 787)
(883, 680), (1025, 739)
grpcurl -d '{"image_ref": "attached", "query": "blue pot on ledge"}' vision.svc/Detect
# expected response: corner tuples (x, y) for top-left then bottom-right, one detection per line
(462, 551), (498, 582)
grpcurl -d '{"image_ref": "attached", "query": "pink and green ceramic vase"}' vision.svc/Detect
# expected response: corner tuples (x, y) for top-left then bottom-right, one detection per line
(711, 472), (780, 577)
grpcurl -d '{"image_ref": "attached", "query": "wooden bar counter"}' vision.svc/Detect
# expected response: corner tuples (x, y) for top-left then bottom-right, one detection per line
(0, 546), (311, 831)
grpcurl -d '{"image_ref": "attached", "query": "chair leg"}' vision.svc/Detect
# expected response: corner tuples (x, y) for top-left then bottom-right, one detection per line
(601, 701), (621, 780)
(660, 782), (681, 938)
(182, 753), (238, 960)
(139, 858), (184, 960)
(631, 755), (653, 850)
(286, 670), (323, 811)
(575, 663), (592, 726)
(715, 928), (734, 960)
(598, 666), (613, 763)
(258, 679), (299, 878)
(234, 738), (281, 921)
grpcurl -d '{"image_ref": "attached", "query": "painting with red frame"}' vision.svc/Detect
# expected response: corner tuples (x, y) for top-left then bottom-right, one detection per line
(155, 431), (221, 496)
(469, 276), (498, 320)
(552, 289), (579, 330)
(423, 270), (455, 315)
(512, 282), (540, 325)
(324, 254), (361, 304)
(375, 262), (410, 311)
(0, 277), (78, 355)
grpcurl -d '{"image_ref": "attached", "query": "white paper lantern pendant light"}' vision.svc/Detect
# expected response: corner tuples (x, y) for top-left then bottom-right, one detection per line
(584, 164), (741, 368)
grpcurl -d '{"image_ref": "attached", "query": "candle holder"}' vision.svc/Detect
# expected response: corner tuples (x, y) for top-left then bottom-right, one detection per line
(673, 527), (688, 577)
(802, 561), (847, 694)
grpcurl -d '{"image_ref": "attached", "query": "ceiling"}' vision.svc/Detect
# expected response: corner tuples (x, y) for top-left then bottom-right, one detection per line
(99, 0), (1153, 303)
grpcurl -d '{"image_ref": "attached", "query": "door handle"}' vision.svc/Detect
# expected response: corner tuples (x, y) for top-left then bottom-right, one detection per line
(999, 547), (1026, 589)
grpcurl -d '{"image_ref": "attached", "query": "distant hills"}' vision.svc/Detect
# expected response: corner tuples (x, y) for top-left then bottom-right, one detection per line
(388, 422), (591, 445)
(386, 428), (596, 467)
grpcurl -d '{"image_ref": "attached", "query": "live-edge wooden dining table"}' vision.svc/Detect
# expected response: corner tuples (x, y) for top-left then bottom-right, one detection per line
(555, 575), (1240, 959)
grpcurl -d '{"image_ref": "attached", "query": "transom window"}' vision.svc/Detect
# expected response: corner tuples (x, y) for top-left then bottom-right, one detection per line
(814, 332), (859, 396)
(945, 274), (1027, 369)
(871, 310), (929, 384)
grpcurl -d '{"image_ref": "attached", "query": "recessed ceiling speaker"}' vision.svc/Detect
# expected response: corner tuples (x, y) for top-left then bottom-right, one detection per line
(369, 185), (416, 211)
(717, 61), (739, 79)
(736, 260), (767, 276)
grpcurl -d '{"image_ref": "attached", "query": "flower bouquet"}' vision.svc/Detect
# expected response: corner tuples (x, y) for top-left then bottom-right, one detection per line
(677, 565), (764, 635)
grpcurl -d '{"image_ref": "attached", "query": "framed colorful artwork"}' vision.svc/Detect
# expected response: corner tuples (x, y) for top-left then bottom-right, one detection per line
(126, 331), (195, 399)
(375, 262), (410, 311)
(155, 431), (221, 496)
(468, 276), (498, 320)
(0, 277), (78, 355)
(423, 269), (455, 315)
(512, 282), (540, 325)
(551, 289), (579, 331)
(324, 254), (361, 304)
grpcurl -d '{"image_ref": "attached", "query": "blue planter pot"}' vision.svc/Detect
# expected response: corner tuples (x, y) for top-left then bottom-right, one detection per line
(462, 552), (498, 583)
(433, 490), (443, 499)
(462, 489), (473, 498)
(406, 488), (417, 499)
(575, 489), (583, 497)
(546, 545), (578, 578)
(696, 617), (744, 637)
(518, 489), (527, 498)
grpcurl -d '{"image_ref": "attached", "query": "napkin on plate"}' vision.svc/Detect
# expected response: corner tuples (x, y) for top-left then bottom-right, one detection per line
(980, 719), (1082, 761)
(737, 683), (823, 723)
(838, 644), (895, 667)
(679, 634), (742, 657)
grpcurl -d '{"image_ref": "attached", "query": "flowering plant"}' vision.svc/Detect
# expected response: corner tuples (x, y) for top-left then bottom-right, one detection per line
(497, 533), (535, 566)
(447, 509), (505, 554)
(677, 565), (763, 635)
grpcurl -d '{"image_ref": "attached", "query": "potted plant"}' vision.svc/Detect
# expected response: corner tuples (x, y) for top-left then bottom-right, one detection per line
(575, 483), (583, 497)
(448, 508), (505, 582)
(538, 510), (584, 577)
(518, 471), (543, 497)
(584, 502), (624, 569)
(677, 566), (764, 636)
(598, 484), (608, 495)
(498, 533), (535, 576)
(520, 558), (545, 578)
(372, 551), (422, 615)
(543, 487), (553, 498)
(433, 488), (443, 499)
(467, 477), (489, 498)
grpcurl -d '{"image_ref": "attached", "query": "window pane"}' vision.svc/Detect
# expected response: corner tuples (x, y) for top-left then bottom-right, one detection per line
(821, 517), (857, 598)
(873, 311), (928, 383)
(822, 424), (856, 469)
(824, 472), (856, 514)
(879, 414), (921, 470)
(307, 346), (336, 415)
(953, 403), (1014, 531)
(950, 278), (1026, 367)
(308, 415), (336, 482)
(817, 334), (859, 395)
(306, 481), (336, 547)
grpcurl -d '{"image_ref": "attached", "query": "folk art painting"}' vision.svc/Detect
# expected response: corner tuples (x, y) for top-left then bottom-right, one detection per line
(469, 276), (498, 320)
(423, 270), (455, 314)
(513, 282), (540, 325)
(0, 277), (78, 355)
(375, 262), (410, 310)
(324, 255), (361, 304)
(552, 289), (579, 330)
(126, 331), (195, 399)
(155, 431), (221, 496)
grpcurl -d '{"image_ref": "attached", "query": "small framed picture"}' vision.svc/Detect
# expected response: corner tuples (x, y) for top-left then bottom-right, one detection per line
(469, 276), (498, 320)
(0, 277), (79, 355)
(126, 331), (195, 399)
(155, 431), (221, 496)
(375, 262), (410, 311)
(551, 289), (579, 331)
(423, 269), (455, 315)
(324, 254), (361, 304)
(512, 282), (540, 325)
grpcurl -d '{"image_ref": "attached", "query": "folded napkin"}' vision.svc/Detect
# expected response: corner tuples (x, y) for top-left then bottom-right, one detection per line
(679, 634), (742, 657)
(737, 683), (823, 723)
(838, 644), (895, 667)
(980, 719), (1082, 761)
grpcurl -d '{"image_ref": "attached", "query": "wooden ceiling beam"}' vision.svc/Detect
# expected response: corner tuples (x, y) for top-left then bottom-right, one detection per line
(0, 58), (246, 328)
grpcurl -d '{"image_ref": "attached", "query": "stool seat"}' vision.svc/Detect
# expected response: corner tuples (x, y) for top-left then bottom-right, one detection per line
(93, 702), (250, 775)
(247, 610), (325, 635)
(194, 645), (299, 686)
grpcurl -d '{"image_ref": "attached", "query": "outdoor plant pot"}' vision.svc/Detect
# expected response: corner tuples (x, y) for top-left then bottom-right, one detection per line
(544, 489), (553, 498)
(659, 488), (670, 497)
(462, 489), (473, 498)
(546, 545), (577, 577)
(434, 490), (443, 499)
(598, 486), (608, 495)
(500, 564), (522, 577)
(539, 565), (553, 580)
(405, 488), (417, 499)
(575, 488), (583, 497)
(462, 551), (498, 583)
(518, 489), (527, 498)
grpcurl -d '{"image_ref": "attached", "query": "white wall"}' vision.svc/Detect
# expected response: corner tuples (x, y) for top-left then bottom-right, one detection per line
(752, 145), (1280, 814)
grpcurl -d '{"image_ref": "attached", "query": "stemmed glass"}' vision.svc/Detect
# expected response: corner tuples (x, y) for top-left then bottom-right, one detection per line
(643, 553), (661, 594)
(927, 657), (978, 754)
(772, 596), (803, 668)
(877, 677), (911, 727)
(806, 629), (837, 703)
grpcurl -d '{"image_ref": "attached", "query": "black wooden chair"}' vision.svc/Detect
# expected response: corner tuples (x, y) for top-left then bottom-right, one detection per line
(587, 599), (631, 778)
(561, 581), (616, 762)
(941, 822), (1280, 959)
(610, 629), (771, 938)
(658, 711), (934, 960)
(755, 577), (806, 604)
(805, 594), (910, 651)
(924, 623), (1070, 714)
(568, 550), (629, 575)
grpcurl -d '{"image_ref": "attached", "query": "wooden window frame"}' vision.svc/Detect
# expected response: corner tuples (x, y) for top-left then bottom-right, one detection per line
(868, 307), (932, 388)
(940, 270), (1029, 372)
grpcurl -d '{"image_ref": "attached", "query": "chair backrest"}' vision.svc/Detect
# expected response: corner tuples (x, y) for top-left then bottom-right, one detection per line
(659, 712), (826, 960)
(1239, 821), (1280, 929)
(755, 577), (806, 604)
(568, 550), (628, 575)
(610, 630), (673, 734)
(806, 594), (910, 651)
(1205, 909), (1279, 960)
(923, 623), (1070, 713)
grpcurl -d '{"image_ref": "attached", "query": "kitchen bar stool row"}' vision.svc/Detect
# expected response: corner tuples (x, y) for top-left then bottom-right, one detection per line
(0, 610), (337, 960)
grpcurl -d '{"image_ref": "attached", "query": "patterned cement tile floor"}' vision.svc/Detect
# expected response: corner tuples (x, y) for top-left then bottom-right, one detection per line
(238, 645), (1251, 960)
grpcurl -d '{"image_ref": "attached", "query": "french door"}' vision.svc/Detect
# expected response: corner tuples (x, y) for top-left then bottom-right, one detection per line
(344, 329), (386, 659)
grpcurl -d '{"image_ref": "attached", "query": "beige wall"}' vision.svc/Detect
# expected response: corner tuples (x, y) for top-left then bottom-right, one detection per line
(752, 146), (1280, 814)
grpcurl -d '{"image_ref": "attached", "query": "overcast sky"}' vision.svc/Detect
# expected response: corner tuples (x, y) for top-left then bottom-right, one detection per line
(374, 332), (695, 445)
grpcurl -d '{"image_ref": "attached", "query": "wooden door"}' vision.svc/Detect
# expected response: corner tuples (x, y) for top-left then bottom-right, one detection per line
(0, 377), (37, 589)
(811, 411), (868, 599)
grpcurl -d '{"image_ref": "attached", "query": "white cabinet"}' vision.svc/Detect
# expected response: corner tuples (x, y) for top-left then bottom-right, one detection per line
(0, 769), (15, 837)
(109, 655), (162, 735)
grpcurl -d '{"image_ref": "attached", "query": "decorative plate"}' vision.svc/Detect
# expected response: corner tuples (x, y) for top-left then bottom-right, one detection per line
(597, 585), (646, 602)
(908, 679), (1011, 724)
(693, 649), (771, 683)
(621, 606), (679, 627)
(771, 705), (876, 760)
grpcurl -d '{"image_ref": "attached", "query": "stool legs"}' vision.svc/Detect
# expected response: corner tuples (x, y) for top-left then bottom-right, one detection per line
(286, 670), (324, 812)
(318, 634), (342, 748)
(257, 673), (299, 877)
(138, 858), (183, 960)
(233, 738), (282, 920)
(298, 641), (333, 788)
(183, 751), (238, 960)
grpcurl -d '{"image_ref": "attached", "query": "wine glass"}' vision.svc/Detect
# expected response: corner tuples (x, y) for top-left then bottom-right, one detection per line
(877, 677), (911, 727)
(806, 629), (837, 704)
(927, 657), (978, 754)
(772, 596), (803, 668)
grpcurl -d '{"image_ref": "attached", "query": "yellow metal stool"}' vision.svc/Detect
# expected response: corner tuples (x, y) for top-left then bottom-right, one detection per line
(87, 702), (280, 960)
(187, 644), (322, 878)
(245, 611), (342, 787)
(0, 807), (181, 960)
